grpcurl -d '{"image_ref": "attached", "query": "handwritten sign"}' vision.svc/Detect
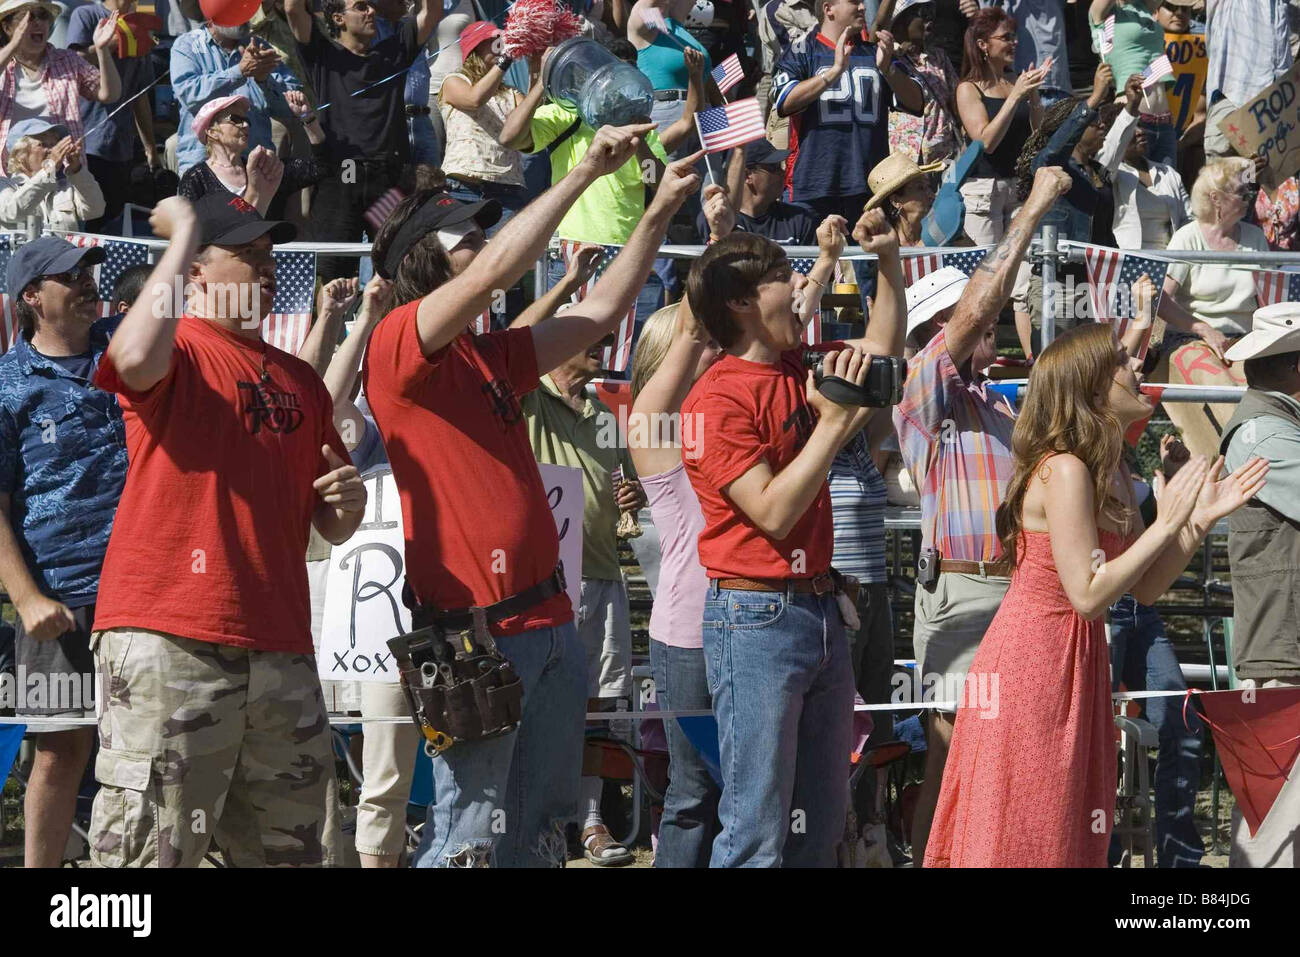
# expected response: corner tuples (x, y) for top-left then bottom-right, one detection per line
(317, 464), (585, 682)
(1219, 60), (1300, 186)
(539, 463), (583, 613)
(1164, 32), (1207, 138)
(320, 468), (410, 682)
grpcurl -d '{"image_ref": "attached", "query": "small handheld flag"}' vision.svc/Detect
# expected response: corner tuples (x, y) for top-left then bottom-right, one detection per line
(695, 98), (765, 153)
(711, 53), (744, 95)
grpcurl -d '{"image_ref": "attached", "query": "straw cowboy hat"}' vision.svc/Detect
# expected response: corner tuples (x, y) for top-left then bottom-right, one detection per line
(1225, 302), (1300, 362)
(865, 153), (944, 211)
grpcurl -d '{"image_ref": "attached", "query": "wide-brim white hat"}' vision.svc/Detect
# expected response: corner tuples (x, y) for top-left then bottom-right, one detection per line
(906, 266), (968, 337)
(1225, 302), (1300, 362)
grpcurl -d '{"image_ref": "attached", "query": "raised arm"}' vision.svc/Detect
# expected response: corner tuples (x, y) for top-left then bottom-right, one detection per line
(1096, 74), (1142, 174)
(847, 208), (906, 359)
(956, 70), (1044, 154)
(875, 30), (922, 114)
(285, 0), (313, 45)
(90, 15), (123, 103)
(441, 65), (509, 113)
(297, 277), (360, 376)
(104, 197), (201, 393)
(509, 243), (603, 329)
(415, 0), (440, 46)
(777, 30), (848, 117)
(415, 123), (656, 356)
(171, 33), (247, 107)
(660, 46), (707, 153)
(628, 296), (711, 478)
(945, 166), (1071, 367)
(500, 71), (547, 151)
(530, 151), (703, 373)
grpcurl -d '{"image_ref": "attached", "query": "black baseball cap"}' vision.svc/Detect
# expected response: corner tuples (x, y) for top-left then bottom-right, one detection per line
(379, 192), (502, 279)
(745, 139), (790, 168)
(5, 236), (105, 300)
(193, 193), (297, 246)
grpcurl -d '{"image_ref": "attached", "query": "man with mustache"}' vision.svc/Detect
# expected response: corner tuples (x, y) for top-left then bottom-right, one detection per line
(0, 236), (119, 867)
(170, 14), (302, 174)
(86, 193), (367, 867)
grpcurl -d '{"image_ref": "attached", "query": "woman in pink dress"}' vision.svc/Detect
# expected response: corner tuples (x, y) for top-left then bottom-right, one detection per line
(925, 322), (1268, 867)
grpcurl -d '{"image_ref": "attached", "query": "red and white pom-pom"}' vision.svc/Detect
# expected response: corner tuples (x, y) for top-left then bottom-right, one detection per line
(502, 0), (585, 59)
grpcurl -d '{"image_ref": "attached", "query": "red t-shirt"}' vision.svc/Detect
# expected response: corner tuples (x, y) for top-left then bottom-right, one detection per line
(93, 316), (348, 653)
(681, 348), (838, 579)
(362, 300), (571, 636)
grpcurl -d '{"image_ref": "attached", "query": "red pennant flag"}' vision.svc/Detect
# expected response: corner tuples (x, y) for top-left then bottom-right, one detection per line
(1195, 686), (1300, 837)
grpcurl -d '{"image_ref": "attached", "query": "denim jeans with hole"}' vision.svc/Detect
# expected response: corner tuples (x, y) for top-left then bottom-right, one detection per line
(703, 585), (855, 867)
(1108, 594), (1205, 867)
(650, 638), (720, 868)
(413, 621), (586, 868)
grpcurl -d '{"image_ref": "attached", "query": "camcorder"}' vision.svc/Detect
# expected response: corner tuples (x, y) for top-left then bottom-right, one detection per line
(802, 352), (907, 408)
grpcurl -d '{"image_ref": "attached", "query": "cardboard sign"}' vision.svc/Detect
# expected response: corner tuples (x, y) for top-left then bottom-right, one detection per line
(1218, 60), (1300, 185)
(1164, 32), (1207, 138)
(320, 469), (410, 683)
(318, 464), (586, 683)
(538, 463), (584, 614)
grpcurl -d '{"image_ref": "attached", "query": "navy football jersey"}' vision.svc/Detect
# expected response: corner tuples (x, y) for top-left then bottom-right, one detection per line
(772, 32), (894, 203)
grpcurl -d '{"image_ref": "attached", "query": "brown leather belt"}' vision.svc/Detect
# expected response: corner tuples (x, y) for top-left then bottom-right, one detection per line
(716, 572), (835, 595)
(936, 559), (1011, 578)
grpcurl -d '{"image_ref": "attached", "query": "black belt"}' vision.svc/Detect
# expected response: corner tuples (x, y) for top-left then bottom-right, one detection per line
(653, 89), (687, 102)
(407, 566), (567, 632)
(405, 105), (431, 116)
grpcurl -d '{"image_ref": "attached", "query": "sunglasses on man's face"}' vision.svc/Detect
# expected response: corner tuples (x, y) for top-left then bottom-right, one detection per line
(43, 267), (91, 286)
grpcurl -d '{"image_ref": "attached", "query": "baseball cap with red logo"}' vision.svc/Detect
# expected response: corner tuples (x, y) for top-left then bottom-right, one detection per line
(193, 192), (297, 247)
(458, 20), (502, 60)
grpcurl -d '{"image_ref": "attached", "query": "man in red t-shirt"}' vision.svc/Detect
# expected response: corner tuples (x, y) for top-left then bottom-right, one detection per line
(363, 126), (702, 867)
(88, 193), (367, 868)
(680, 208), (907, 867)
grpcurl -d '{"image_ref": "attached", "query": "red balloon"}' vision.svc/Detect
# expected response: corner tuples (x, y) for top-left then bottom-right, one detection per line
(199, 0), (261, 28)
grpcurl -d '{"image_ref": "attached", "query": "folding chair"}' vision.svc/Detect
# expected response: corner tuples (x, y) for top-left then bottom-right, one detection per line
(1113, 714), (1158, 868)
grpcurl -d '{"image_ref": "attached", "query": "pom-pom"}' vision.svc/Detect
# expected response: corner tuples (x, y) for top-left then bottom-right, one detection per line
(502, 0), (585, 59)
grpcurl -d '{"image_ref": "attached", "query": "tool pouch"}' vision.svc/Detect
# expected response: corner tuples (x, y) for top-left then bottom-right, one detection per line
(387, 610), (524, 756)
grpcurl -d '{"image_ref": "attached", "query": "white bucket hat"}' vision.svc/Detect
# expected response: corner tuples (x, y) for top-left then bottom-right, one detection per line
(906, 266), (968, 338)
(1225, 302), (1300, 362)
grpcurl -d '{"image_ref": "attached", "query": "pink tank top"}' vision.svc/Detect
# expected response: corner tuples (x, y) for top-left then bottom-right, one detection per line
(643, 461), (708, 650)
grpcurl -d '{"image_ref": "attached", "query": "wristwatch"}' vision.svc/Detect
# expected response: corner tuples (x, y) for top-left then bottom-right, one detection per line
(495, 54), (514, 72)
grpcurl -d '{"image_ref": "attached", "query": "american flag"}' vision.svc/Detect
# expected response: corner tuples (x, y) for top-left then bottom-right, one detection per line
(1140, 54), (1173, 88)
(262, 250), (317, 355)
(364, 187), (407, 235)
(711, 53), (744, 95)
(695, 98), (765, 153)
(68, 233), (152, 318)
(1255, 269), (1300, 306)
(1100, 15), (1115, 55)
(901, 247), (990, 287)
(555, 240), (635, 371)
(1081, 244), (1168, 359)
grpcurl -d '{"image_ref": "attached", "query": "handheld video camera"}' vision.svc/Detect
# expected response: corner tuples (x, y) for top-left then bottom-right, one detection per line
(802, 352), (907, 408)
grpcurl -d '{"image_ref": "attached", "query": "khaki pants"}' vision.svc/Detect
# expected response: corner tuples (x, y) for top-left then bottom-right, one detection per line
(912, 572), (1011, 712)
(355, 680), (419, 858)
(89, 628), (334, 868)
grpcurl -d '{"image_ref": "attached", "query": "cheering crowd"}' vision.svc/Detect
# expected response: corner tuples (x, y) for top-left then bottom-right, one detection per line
(1, 0), (1299, 871)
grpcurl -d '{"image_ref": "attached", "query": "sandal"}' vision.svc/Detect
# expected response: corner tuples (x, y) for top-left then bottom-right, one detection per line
(581, 824), (635, 866)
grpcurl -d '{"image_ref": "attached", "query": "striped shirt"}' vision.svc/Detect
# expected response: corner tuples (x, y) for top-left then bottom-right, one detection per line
(829, 431), (887, 584)
(892, 328), (1017, 563)
(0, 47), (99, 171)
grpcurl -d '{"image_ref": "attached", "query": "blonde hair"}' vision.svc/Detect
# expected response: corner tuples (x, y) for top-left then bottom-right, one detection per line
(629, 304), (679, 400)
(996, 323), (1130, 567)
(7, 136), (39, 176)
(1190, 156), (1252, 222)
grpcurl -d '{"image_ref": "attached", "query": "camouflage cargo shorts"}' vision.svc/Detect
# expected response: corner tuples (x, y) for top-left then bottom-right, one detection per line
(88, 628), (334, 868)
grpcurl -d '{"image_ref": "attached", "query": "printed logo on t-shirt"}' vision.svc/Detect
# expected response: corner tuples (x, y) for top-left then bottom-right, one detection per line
(483, 377), (522, 426)
(238, 379), (305, 434)
(783, 402), (814, 451)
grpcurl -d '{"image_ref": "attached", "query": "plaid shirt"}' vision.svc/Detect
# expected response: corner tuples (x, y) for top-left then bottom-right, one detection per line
(892, 328), (1017, 563)
(0, 46), (99, 171)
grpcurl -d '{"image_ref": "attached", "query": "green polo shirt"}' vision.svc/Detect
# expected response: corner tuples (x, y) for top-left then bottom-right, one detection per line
(529, 103), (669, 244)
(522, 375), (636, 580)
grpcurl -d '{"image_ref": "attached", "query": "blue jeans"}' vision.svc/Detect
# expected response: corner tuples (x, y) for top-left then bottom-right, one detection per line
(446, 179), (528, 238)
(413, 621), (587, 868)
(1108, 595), (1205, 868)
(650, 638), (720, 868)
(410, 114), (439, 166)
(545, 254), (664, 373)
(1140, 116), (1178, 168)
(703, 585), (855, 867)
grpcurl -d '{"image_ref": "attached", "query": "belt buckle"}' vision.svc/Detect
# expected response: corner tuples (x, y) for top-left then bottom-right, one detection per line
(977, 560), (987, 578)
(812, 572), (833, 596)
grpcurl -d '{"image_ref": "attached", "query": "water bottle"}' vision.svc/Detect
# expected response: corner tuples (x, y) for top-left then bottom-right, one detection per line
(542, 37), (654, 131)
